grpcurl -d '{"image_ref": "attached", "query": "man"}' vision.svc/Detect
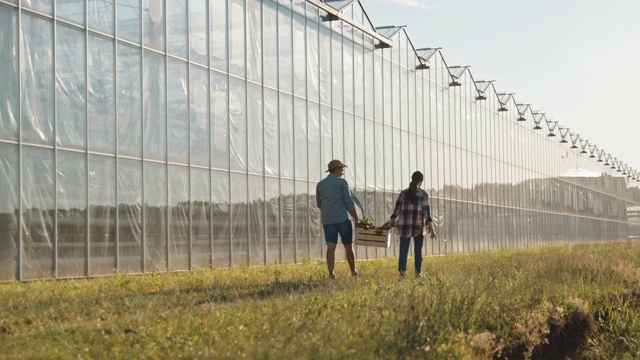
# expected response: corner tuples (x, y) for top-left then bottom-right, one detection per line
(316, 160), (363, 279)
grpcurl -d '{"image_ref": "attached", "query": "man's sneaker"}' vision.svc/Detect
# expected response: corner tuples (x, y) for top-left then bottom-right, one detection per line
(329, 274), (337, 280)
(416, 273), (424, 278)
(398, 275), (405, 282)
(352, 269), (363, 278)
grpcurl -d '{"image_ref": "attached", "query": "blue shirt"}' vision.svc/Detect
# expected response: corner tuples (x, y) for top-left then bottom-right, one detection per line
(316, 174), (356, 225)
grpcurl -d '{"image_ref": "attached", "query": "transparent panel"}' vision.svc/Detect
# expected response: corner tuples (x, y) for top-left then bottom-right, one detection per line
(23, 0), (52, 14)
(167, 0), (187, 58)
(229, 77), (247, 172)
(57, 0), (85, 25)
(57, 151), (87, 278)
(229, 0), (246, 77)
(210, 0), (227, 71)
(168, 165), (189, 270)
(332, 109), (344, 162)
(247, 83), (264, 174)
(319, 27), (331, 104)
(230, 172), (247, 265)
(280, 179), (295, 261)
(143, 0), (165, 51)
(294, 97), (307, 180)
(88, 0), (114, 34)
(117, 158), (142, 273)
(0, 144), (18, 281)
(295, 180), (309, 262)
(278, 6), (292, 92)
(167, 58), (188, 164)
(265, 177), (280, 264)
(263, 1), (278, 88)
(56, 24), (86, 150)
(22, 147), (55, 280)
(248, 175), (265, 265)
(88, 155), (116, 276)
(191, 168), (211, 269)
(280, 93), (294, 178)
(117, 0), (141, 43)
(116, 43), (142, 157)
(293, 13), (306, 97)
(143, 50), (166, 161)
(308, 102), (321, 183)
(190, 0), (208, 65)
(191, 66), (210, 167)
(264, 87), (279, 176)
(88, 34), (116, 154)
(306, 20), (319, 102)
(353, 115), (364, 188)
(0, 7), (18, 142)
(143, 161), (166, 272)
(365, 119), (375, 189)
(247, 0), (263, 83)
(343, 40), (353, 112)
(320, 105), (332, 172)
(211, 71), (229, 170)
(22, 14), (54, 146)
(211, 170), (230, 267)
(331, 34), (342, 109)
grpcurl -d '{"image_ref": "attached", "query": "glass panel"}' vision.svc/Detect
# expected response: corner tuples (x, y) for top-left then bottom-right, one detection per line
(88, 34), (115, 154)
(264, 87), (279, 176)
(56, 24), (86, 150)
(168, 165), (189, 270)
(23, 0), (52, 14)
(88, 155), (116, 276)
(143, 161), (166, 272)
(319, 27), (331, 104)
(293, 13), (306, 96)
(263, 1), (278, 88)
(246, 0), (262, 83)
(88, 0), (114, 34)
(306, 20), (319, 102)
(57, 151), (87, 278)
(0, 144), (18, 281)
(210, 0), (227, 71)
(295, 180), (309, 262)
(191, 168), (210, 269)
(0, 7), (18, 142)
(211, 170), (229, 267)
(143, 50), (166, 161)
(280, 179), (294, 261)
(280, 93), (294, 178)
(211, 71), (229, 170)
(230, 172), (247, 265)
(265, 177), (280, 264)
(143, 0), (165, 51)
(278, 6), (292, 92)
(229, 77), (247, 172)
(190, 66), (209, 167)
(167, 58), (188, 164)
(116, 43), (142, 157)
(308, 102), (321, 182)
(167, 0), (187, 58)
(190, 0), (208, 65)
(57, 0), (85, 25)
(117, 158), (142, 273)
(22, 14), (54, 146)
(22, 147), (55, 280)
(248, 175), (265, 265)
(247, 83), (264, 174)
(117, 0), (141, 43)
(229, 0), (245, 77)
(294, 97), (307, 180)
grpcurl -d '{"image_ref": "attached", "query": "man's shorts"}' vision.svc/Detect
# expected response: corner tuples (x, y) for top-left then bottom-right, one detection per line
(322, 219), (353, 245)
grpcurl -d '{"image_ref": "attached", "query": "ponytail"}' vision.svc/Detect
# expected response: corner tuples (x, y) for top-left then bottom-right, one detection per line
(404, 171), (424, 204)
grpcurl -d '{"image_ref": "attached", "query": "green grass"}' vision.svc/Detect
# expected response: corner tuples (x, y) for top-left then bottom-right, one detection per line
(2, 242), (640, 359)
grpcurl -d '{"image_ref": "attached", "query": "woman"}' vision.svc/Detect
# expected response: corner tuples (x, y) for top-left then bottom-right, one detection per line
(390, 171), (435, 281)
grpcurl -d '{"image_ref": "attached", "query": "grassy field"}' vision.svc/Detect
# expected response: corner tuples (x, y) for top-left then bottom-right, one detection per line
(1, 242), (640, 359)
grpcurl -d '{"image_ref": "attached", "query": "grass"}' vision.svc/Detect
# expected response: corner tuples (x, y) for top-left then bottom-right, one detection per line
(1, 242), (640, 359)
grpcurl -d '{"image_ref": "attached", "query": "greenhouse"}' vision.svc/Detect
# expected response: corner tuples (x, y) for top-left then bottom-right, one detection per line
(1, 0), (639, 281)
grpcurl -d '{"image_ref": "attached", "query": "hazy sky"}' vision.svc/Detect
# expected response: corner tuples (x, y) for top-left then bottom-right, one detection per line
(362, 0), (640, 178)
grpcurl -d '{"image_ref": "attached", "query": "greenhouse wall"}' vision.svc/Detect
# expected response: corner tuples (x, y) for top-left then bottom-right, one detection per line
(1, 0), (639, 281)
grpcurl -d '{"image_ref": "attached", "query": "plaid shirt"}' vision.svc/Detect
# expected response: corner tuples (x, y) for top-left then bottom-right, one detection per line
(391, 188), (432, 238)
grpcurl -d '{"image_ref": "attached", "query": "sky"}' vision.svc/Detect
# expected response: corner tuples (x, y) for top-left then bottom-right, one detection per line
(362, 0), (640, 178)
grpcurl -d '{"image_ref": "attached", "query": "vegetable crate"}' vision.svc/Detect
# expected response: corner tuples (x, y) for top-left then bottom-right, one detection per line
(355, 226), (393, 248)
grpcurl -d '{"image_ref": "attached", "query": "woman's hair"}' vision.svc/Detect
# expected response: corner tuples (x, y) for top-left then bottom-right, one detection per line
(404, 171), (424, 204)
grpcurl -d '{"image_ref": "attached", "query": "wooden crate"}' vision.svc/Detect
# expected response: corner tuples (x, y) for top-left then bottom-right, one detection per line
(355, 226), (393, 248)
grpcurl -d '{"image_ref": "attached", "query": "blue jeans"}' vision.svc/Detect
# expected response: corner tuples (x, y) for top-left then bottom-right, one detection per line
(398, 235), (424, 274)
(323, 219), (354, 245)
